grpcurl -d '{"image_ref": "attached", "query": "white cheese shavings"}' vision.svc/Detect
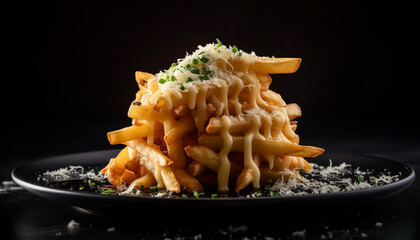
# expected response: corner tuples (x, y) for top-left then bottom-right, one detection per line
(155, 41), (255, 92)
(41, 166), (104, 183)
(269, 160), (400, 196)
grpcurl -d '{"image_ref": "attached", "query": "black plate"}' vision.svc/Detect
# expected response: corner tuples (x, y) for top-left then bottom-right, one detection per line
(12, 149), (415, 213)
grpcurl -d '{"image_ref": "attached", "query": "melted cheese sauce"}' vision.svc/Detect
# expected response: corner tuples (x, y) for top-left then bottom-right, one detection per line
(217, 115), (233, 191)
(244, 115), (262, 188)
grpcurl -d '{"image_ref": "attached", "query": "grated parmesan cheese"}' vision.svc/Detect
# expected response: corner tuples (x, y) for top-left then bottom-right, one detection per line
(41, 166), (104, 183)
(155, 41), (256, 93)
(269, 160), (400, 196)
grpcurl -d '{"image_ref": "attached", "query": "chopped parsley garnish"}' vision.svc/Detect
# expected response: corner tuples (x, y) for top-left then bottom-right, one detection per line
(101, 188), (117, 195)
(193, 191), (205, 198)
(211, 193), (218, 199)
(216, 38), (223, 48)
(79, 186), (84, 191)
(199, 56), (209, 63)
(232, 45), (238, 53)
(88, 179), (96, 189)
(203, 69), (213, 76)
(182, 194), (188, 198)
(369, 176), (376, 181)
(358, 176), (365, 182)
(150, 186), (159, 191)
(157, 40), (248, 87)
(190, 67), (200, 74)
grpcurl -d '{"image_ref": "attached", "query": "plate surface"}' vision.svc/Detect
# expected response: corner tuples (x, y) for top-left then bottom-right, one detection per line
(12, 149), (415, 213)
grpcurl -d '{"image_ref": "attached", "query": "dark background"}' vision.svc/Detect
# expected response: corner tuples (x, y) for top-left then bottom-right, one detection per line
(2, 0), (419, 158)
(2, 1), (419, 239)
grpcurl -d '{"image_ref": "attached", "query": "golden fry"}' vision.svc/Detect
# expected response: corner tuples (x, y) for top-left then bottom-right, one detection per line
(121, 170), (137, 184)
(167, 140), (186, 167)
(198, 134), (324, 157)
(252, 57), (301, 74)
(172, 167), (203, 192)
(188, 160), (206, 176)
(125, 140), (173, 166)
(185, 145), (220, 172)
(164, 115), (195, 145)
(128, 172), (157, 190)
(107, 125), (148, 145)
(235, 167), (253, 192)
(285, 103), (302, 120)
(128, 104), (154, 120)
(160, 166), (181, 193)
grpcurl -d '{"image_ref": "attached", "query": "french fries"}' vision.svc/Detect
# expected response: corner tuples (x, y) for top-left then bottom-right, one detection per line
(253, 57), (302, 74)
(102, 41), (324, 195)
(107, 125), (148, 145)
(125, 140), (172, 166)
(198, 134), (324, 157)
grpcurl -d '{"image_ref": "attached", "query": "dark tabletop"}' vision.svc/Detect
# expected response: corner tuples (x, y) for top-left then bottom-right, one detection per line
(1, 119), (419, 240)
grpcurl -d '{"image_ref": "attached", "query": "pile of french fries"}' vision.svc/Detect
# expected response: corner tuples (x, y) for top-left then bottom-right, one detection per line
(101, 55), (324, 194)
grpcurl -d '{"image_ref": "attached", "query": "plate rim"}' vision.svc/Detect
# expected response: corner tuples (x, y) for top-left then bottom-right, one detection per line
(11, 149), (416, 203)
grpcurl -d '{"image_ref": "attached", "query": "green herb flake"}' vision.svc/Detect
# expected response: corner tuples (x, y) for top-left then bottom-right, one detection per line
(255, 192), (263, 197)
(358, 176), (365, 182)
(158, 78), (166, 84)
(199, 75), (209, 81)
(193, 58), (199, 64)
(190, 67), (200, 74)
(187, 77), (193, 83)
(88, 179), (96, 189)
(182, 194), (188, 198)
(211, 193), (218, 199)
(140, 185), (144, 190)
(232, 45), (238, 53)
(150, 186), (159, 191)
(369, 176), (376, 181)
(238, 51), (242, 56)
(171, 62), (177, 68)
(79, 186), (84, 191)
(193, 191), (205, 198)
(203, 69), (213, 75)
(179, 83), (185, 90)
(170, 75), (177, 82)
(101, 188), (117, 195)
(216, 38), (223, 48)
(199, 56), (209, 63)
